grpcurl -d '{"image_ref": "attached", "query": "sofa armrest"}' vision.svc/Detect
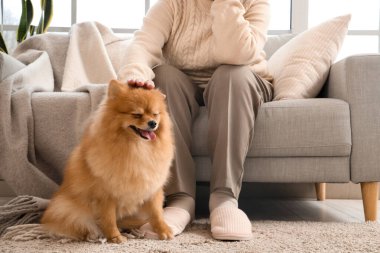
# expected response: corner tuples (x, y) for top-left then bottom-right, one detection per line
(327, 54), (380, 183)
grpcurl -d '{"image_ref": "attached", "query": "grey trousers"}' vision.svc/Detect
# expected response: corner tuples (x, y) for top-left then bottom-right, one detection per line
(153, 64), (273, 199)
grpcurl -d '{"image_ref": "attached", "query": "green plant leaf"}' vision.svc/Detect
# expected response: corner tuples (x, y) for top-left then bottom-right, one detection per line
(29, 25), (36, 36)
(16, 0), (34, 43)
(36, 0), (44, 34)
(0, 32), (8, 54)
(37, 0), (53, 34)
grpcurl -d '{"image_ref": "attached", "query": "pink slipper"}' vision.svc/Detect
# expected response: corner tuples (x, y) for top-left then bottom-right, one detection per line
(137, 207), (191, 240)
(210, 206), (252, 241)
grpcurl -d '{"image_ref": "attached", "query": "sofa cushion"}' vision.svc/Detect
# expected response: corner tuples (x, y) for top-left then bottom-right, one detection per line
(31, 92), (351, 183)
(267, 15), (351, 100)
(191, 98), (351, 157)
(195, 156), (350, 183)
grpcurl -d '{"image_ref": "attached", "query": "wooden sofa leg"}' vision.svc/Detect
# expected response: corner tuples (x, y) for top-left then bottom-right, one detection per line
(360, 182), (379, 222)
(315, 183), (326, 201)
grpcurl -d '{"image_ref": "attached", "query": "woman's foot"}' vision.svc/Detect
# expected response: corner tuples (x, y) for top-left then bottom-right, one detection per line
(209, 189), (252, 241)
(138, 193), (194, 239)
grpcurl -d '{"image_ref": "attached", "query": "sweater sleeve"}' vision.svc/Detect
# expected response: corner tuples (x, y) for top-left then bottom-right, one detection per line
(210, 0), (270, 65)
(117, 0), (174, 82)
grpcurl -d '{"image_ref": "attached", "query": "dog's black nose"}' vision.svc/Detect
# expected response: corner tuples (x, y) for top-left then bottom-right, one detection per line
(148, 120), (157, 129)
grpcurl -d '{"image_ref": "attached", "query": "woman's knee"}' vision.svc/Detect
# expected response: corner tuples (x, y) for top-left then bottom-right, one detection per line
(153, 64), (199, 99)
(209, 65), (254, 92)
(153, 65), (188, 89)
(153, 64), (180, 78)
(214, 64), (251, 78)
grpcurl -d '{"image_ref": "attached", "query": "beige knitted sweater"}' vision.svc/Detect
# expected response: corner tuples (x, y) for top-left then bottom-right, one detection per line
(118, 0), (272, 87)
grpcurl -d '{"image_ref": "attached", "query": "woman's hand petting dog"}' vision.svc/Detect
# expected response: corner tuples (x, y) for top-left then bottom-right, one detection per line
(127, 79), (155, 89)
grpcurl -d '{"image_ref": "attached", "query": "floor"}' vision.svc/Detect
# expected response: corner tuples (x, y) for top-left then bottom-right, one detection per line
(195, 197), (379, 222)
(191, 183), (379, 222)
(244, 198), (377, 222)
(1, 197), (378, 223)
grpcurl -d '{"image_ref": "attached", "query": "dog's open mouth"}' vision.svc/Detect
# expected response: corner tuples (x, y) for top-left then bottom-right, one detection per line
(129, 126), (157, 141)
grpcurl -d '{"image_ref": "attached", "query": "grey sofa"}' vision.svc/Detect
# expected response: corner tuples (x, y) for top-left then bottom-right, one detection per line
(3, 34), (380, 221)
(192, 35), (380, 221)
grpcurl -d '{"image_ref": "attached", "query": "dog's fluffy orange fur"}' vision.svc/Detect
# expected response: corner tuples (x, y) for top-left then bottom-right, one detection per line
(41, 80), (174, 243)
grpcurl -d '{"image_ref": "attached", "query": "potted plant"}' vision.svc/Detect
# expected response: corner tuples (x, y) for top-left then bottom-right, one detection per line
(0, 0), (53, 54)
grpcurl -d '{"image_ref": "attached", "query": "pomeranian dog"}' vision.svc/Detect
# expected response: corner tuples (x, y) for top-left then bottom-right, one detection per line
(41, 79), (174, 243)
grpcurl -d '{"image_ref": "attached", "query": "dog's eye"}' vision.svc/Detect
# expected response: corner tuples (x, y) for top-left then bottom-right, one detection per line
(153, 113), (160, 117)
(131, 113), (143, 119)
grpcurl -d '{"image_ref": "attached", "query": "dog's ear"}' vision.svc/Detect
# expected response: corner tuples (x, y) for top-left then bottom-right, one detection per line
(108, 80), (123, 99)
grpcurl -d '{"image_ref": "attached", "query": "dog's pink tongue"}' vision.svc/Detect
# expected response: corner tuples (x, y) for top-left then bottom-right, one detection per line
(141, 130), (156, 141)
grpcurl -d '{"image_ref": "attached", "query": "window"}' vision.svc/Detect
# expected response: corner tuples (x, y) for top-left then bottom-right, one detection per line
(307, 0), (380, 60)
(76, 1), (145, 30)
(1, 0), (380, 59)
(268, 0), (291, 33)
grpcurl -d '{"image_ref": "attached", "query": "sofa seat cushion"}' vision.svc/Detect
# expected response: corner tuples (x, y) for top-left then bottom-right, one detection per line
(191, 98), (351, 157)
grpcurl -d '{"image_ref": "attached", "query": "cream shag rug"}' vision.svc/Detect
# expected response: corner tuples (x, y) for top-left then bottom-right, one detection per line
(0, 219), (379, 253)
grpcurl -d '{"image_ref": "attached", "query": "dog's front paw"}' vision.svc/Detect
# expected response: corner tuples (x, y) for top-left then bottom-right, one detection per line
(108, 234), (128, 244)
(156, 223), (174, 240)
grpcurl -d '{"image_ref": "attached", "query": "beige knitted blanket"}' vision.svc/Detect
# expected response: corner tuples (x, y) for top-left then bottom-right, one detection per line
(0, 22), (130, 198)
